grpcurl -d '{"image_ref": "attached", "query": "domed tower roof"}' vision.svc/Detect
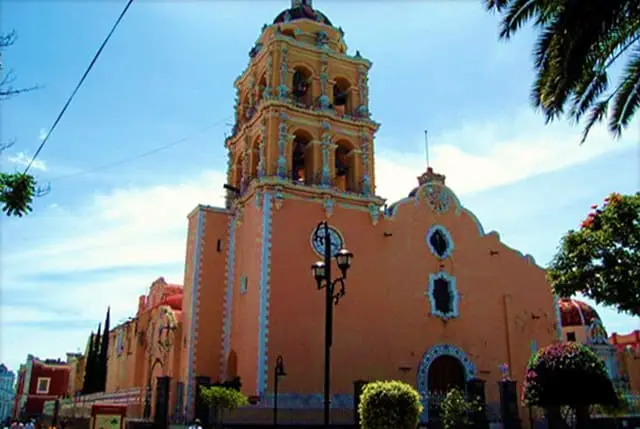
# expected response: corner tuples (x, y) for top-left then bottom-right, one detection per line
(558, 298), (602, 327)
(273, 0), (332, 26)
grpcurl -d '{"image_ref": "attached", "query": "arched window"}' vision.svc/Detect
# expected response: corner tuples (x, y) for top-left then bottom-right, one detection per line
(258, 74), (267, 102)
(333, 77), (351, 115)
(292, 67), (312, 107)
(291, 129), (314, 184)
(249, 136), (261, 179)
(232, 154), (243, 191)
(334, 139), (357, 193)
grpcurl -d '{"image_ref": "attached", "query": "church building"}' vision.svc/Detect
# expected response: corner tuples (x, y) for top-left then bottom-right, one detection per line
(177, 0), (560, 423)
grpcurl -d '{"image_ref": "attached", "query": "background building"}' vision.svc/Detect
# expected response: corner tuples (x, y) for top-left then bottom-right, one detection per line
(0, 364), (15, 423)
(12, 355), (71, 420)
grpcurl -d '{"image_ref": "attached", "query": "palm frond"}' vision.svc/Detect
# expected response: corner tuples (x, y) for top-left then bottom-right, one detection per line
(581, 99), (610, 144)
(499, 0), (552, 39)
(609, 48), (640, 136)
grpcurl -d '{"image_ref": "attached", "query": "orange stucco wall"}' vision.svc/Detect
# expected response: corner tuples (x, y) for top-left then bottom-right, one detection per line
(259, 189), (559, 404)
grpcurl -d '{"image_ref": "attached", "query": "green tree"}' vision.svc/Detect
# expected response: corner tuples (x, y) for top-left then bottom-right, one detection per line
(1, 30), (40, 217)
(548, 192), (640, 316)
(199, 385), (248, 429)
(485, 0), (640, 143)
(358, 380), (423, 429)
(440, 388), (481, 429)
(523, 342), (618, 429)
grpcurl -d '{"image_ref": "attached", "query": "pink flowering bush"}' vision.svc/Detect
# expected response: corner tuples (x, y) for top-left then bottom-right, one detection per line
(522, 342), (617, 408)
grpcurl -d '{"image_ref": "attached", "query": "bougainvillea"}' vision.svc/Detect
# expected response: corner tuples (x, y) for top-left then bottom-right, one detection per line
(548, 192), (640, 316)
(522, 342), (617, 408)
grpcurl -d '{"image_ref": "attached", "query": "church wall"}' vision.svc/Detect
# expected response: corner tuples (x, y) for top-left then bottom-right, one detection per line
(181, 208), (204, 412)
(105, 320), (139, 393)
(228, 201), (265, 394)
(192, 208), (229, 382)
(265, 192), (557, 405)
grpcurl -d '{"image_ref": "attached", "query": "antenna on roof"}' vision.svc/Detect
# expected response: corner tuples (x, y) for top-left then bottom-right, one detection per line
(424, 130), (430, 169)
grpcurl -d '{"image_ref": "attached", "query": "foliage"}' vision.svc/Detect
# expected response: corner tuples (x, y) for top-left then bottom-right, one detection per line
(522, 342), (617, 408)
(592, 389), (632, 417)
(199, 385), (248, 426)
(211, 376), (242, 391)
(484, 0), (640, 143)
(440, 388), (481, 429)
(358, 380), (423, 429)
(1, 31), (40, 217)
(0, 172), (36, 217)
(548, 192), (640, 316)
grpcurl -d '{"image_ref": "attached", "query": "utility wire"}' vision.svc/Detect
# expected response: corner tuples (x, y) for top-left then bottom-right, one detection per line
(23, 0), (134, 174)
(48, 118), (232, 183)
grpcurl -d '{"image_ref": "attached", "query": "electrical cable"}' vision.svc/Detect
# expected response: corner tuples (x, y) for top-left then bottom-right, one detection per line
(23, 0), (134, 174)
(47, 117), (232, 183)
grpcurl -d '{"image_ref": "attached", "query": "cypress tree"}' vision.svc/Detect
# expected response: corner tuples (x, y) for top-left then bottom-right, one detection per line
(90, 323), (101, 394)
(81, 331), (95, 394)
(98, 307), (110, 392)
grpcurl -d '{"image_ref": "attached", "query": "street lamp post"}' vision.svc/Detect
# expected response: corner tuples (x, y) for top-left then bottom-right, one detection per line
(273, 355), (287, 426)
(311, 221), (354, 428)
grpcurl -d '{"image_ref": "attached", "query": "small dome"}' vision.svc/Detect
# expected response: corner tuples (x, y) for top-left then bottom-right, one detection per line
(162, 294), (183, 311)
(273, 1), (332, 26)
(558, 298), (601, 327)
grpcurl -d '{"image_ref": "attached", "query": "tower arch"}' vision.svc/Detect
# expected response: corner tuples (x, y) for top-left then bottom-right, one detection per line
(291, 65), (314, 107)
(332, 76), (353, 115)
(291, 128), (315, 184)
(334, 138), (357, 193)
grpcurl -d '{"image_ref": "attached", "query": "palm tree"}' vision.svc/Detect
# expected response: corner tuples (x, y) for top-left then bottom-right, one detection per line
(485, 0), (640, 143)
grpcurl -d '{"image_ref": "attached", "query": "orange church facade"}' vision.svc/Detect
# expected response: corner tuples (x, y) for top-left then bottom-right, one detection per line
(178, 0), (560, 422)
(96, 0), (639, 425)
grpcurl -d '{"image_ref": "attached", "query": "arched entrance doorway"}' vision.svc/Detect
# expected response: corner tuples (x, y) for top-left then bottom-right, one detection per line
(416, 344), (476, 422)
(427, 355), (466, 420)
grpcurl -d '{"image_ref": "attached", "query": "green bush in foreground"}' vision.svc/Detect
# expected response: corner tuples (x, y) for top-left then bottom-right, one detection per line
(358, 380), (423, 429)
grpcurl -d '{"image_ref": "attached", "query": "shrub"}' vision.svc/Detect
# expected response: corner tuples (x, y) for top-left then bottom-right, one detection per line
(522, 342), (617, 408)
(440, 388), (481, 429)
(358, 380), (423, 429)
(200, 385), (248, 428)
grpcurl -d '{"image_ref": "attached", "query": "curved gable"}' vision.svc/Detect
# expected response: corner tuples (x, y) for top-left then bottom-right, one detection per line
(384, 172), (539, 269)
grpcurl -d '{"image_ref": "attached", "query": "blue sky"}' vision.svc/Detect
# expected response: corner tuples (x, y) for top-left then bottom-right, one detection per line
(1, 1), (638, 373)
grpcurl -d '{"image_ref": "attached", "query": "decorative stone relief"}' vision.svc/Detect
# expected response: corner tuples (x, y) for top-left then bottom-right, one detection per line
(278, 47), (289, 99)
(316, 32), (329, 48)
(255, 190), (263, 208)
(319, 54), (330, 110)
(320, 121), (331, 186)
(273, 186), (285, 210)
(426, 271), (459, 320)
(257, 119), (267, 178)
(424, 184), (452, 214)
(368, 204), (380, 225)
(360, 131), (371, 195)
(263, 53), (273, 99)
(323, 195), (334, 217)
(357, 65), (369, 117)
(277, 113), (288, 178)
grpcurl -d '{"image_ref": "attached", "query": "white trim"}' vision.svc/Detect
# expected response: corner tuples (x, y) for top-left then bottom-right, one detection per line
(36, 377), (50, 394)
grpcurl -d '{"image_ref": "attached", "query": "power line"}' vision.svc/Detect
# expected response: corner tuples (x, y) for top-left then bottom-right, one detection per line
(23, 0), (135, 174)
(48, 118), (232, 183)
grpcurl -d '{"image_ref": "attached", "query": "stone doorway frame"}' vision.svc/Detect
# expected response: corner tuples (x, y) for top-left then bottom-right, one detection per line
(416, 343), (476, 422)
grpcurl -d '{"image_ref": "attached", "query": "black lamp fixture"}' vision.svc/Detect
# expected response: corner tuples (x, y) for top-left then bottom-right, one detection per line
(273, 355), (287, 426)
(310, 220), (354, 427)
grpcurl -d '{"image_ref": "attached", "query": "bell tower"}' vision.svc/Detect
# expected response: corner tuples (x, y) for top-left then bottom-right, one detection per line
(224, 0), (380, 207)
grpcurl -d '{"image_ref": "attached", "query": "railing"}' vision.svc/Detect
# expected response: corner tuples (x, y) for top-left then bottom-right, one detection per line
(42, 388), (144, 419)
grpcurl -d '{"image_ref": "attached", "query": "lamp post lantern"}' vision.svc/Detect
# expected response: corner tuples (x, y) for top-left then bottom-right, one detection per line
(310, 221), (353, 427)
(273, 355), (287, 426)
